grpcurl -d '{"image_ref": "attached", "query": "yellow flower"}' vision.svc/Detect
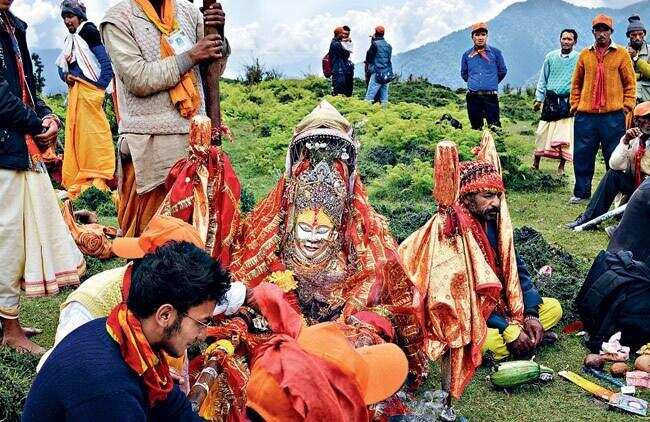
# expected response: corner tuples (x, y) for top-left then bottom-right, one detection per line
(269, 270), (297, 292)
(204, 339), (235, 361)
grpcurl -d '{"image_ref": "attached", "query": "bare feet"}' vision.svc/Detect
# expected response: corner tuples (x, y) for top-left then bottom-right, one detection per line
(0, 318), (46, 356)
(532, 156), (541, 170)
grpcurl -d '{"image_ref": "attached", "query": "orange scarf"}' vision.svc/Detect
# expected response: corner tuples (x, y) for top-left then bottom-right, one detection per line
(133, 0), (200, 118)
(106, 267), (173, 406)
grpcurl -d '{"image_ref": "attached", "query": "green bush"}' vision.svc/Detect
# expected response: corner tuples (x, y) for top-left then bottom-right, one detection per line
(72, 187), (116, 216)
(515, 226), (587, 322)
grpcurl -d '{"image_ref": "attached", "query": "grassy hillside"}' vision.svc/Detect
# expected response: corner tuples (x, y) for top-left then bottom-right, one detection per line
(2, 77), (638, 421)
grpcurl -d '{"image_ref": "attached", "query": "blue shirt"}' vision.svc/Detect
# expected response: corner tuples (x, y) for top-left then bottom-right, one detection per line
(535, 49), (579, 102)
(57, 22), (113, 90)
(22, 318), (203, 422)
(460, 46), (507, 92)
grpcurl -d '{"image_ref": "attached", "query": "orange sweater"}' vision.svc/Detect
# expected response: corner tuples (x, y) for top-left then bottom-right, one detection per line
(570, 43), (636, 114)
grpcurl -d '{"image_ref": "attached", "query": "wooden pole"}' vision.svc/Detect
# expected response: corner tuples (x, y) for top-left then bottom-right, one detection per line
(201, 0), (223, 146)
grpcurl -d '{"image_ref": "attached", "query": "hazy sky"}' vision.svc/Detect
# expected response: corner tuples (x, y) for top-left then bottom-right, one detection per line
(13, 0), (644, 77)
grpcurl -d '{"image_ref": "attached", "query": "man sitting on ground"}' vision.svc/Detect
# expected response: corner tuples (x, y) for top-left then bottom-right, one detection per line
(22, 241), (230, 420)
(567, 101), (650, 230)
(399, 135), (562, 398)
(37, 215), (250, 392)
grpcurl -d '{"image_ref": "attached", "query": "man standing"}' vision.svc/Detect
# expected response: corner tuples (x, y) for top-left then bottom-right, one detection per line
(570, 14), (636, 204)
(627, 15), (650, 103)
(101, 0), (228, 237)
(22, 242), (230, 420)
(0, 0), (84, 355)
(364, 26), (393, 106)
(329, 26), (354, 96)
(567, 102), (650, 230)
(460, 22), (507, 130)
(56, 0), (115, 199)
(533, 29), (579, 175)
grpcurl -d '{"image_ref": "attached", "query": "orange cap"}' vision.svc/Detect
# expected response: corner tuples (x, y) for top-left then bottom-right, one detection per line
(374, 25), (385, 36)
(592, 14), (613, 29)
(111, 215), (205, 259)
(471, 22), (488, 33)
(246, 323), (408, 421)
(634, 101), (650, 117)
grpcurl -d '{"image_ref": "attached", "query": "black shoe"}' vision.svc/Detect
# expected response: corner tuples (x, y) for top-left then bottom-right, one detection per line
(565, 214), (588, 229)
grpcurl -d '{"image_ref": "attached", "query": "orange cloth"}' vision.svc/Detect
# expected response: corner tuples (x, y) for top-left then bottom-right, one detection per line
(133, 0), (200, 118)
(570, 44), (636, 114)
(398, 133), (524, 399)
(118, 158), (167, 237)
(105, 267), (173, 406)
(62, 78), (115, 198)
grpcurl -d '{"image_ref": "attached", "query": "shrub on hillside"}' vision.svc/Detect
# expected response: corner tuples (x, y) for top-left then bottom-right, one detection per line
(500, 93), (538, 122)
(515, 226), (586, 322)
(72, 187), (116, 217)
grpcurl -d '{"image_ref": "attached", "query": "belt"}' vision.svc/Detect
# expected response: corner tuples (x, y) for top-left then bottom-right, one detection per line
(468, 90), (498, 95)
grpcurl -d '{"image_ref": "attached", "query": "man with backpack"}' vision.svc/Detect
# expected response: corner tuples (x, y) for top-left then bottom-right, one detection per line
(364, 26), (393, 106)
(328, 26), (354, 96)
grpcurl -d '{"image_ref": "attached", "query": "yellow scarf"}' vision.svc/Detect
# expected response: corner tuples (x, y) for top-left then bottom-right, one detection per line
(133, 0), (200, 118)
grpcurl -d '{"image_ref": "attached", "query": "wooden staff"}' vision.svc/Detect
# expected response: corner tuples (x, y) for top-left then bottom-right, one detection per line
(201, 0), (223, 146)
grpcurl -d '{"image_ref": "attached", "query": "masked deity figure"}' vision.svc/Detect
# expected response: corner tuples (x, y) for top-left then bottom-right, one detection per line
(230, 101), (424, 367)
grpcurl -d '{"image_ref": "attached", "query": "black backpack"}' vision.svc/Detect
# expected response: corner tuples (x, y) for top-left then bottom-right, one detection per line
(575, 250), (650, 353)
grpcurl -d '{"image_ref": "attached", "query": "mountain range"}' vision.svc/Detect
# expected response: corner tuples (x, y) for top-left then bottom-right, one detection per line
(35, 0), (650, 94)
(392, 0), (650, 88)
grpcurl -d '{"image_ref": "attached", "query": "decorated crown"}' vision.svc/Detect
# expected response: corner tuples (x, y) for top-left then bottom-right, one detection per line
(287, 101), (359, 185)
(293, 161), (348, 227)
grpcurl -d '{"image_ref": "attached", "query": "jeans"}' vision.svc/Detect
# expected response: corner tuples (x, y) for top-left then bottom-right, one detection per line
(573, 111), (626, 199)
(582, 169), (635, 221)
(365, 73), (389, 105)
(466, 92), (501, 130)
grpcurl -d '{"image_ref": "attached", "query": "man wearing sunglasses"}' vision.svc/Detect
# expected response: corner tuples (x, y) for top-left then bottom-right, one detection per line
(23, 239), (233, 421)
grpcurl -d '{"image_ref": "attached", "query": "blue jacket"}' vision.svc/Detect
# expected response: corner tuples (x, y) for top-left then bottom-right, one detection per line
(0, 12), (52, 171)
(484, 221), (543, 333)
(58, 22), (113, 90)
(329, 38), (353, 75)
(460, 45), (507, 92)
(366, 36), (392, 75)
(22, 318), (203, 422)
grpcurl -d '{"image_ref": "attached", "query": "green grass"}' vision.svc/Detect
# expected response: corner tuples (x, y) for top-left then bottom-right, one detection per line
(1, 80), (643, 421)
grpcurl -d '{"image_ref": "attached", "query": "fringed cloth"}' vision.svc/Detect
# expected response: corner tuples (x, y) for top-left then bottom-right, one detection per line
(158, 139), (241, 267)
(0, 170), (84, 318)
(398, 132), (524, 398)
(534, 117), (573, 161)
(229, 165), (427, 379)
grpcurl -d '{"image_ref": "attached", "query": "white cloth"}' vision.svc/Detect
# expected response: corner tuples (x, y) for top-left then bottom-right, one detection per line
(534, 117), (574, 161)
(56, 21), (101, 83)
(36, 301), (94, 372)
(0, 169), (83, 319)
(213, 282), (247, 316)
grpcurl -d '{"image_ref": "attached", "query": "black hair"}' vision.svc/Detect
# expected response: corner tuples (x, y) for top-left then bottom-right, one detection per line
(343, 25), (351, 32)
(127, 241), (231, 318)
(561, 29), (578, 42)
